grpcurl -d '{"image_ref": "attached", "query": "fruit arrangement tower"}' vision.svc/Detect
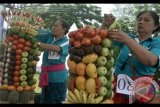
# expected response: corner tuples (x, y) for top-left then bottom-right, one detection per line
(64, 23), (120, 104)
(0, 10), (45, 104)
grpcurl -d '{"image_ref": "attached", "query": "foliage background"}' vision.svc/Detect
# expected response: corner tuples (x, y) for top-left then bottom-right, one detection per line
(24, 4), (160, 35)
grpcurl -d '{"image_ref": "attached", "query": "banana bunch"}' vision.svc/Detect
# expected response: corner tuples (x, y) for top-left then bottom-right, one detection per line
(63, 88), (104, 104)
(10, 26), (38, 36)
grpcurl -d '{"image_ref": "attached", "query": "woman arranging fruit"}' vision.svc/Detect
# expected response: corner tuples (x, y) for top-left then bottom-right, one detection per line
(103, 11), (160, 103)
(35, 19), (70, 104)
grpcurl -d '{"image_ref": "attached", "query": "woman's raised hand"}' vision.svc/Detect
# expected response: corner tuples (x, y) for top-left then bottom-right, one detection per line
(102, 14), (116, 29)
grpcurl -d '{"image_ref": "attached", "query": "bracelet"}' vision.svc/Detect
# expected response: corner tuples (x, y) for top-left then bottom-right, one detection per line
(37, 42), (41, 47)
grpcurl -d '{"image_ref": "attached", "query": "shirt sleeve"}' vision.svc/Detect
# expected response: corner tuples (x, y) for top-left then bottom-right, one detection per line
(112, 40), (123, 49)
(35, 29), (52, 43)
(59, 39), (69, 56)
(150, 38), (160, 68)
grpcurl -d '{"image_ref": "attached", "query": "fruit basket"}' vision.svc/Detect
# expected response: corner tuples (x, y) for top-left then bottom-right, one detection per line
(63, 24), (120, 104)
(0, 9), (45, 104)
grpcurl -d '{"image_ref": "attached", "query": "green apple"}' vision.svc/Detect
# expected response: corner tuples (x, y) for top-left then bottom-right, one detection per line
(101, 38), (112, 48)
(28, 79), (37, 86)
(101, 48), (109, 57)
(31, 43), (38, 49)
(27, 61), (33, 67)
(33, 56), (40, 61)
(98, 76), (108, 86)
(105, 57), (114, 69)
(104, 89), (114, 99)
(30, 38), (37, 44)
(28, 55), (34, 61)
(26, 67), (34, 74)
(98, 87), (107, 96)
(110, 76), (114, 82)
(96, 56), (107, 66)
(21, 58), (28, 63)
(21, 52), (28, 58)
(20, 64), (27, 69)
(106, 70), (113, 79)
(107, 49), (114, 58)
(27, 74), (33, 80)
(28, 49), (35, 55)
(106, 80), (114, 89)
(28, 80), (35, 86)
(20, 75), (27, 81)
(97, 66), (107, 76)
(20, 69), (27, 75)
(20, 81), (28, 87)
(32, 79), (37, 84)
(36, 51), (41, 56)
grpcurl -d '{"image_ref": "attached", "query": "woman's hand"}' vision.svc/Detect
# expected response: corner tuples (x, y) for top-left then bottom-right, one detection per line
(102, 14), (116, 29)
(108, 29), (131, 44)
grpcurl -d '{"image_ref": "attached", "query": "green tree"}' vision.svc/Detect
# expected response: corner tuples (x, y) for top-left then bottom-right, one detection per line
(112, 4), (160, 35)
(24, 4), (103, 30)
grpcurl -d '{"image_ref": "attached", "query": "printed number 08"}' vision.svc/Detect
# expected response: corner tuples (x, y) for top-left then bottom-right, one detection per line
(118, 78), (131, 90)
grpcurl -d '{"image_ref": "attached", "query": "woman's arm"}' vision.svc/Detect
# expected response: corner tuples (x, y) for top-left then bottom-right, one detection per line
(38, 42), (61, 52)
(35, 29), (52, 43)
(108, 30), (159, 66)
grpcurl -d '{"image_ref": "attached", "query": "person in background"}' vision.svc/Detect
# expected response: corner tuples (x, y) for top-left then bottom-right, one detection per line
(103, 10), (160, 104)
(35, 19), (70, 104)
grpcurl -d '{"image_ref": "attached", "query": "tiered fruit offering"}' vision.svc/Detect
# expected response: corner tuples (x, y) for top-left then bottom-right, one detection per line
(0, 9), (44, 104)
(64, 25), (116, 104)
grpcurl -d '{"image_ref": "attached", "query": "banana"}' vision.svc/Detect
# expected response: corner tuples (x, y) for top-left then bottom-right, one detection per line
(87, 93), (97, 104)
(80, 90), (87, 103)
(62, 100), (72, 104)
(74, 88), (82, 103)
(79, 90), (83, 103)
(66, 94), (75, 103)
(87, 93), (93, 103)
(93, 96), (104, 104)
(68, 90), (78, 103)
(84, 91), (88, 97)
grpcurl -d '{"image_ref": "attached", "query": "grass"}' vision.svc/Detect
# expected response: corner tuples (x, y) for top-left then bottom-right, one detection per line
(34, 73), (42, 94)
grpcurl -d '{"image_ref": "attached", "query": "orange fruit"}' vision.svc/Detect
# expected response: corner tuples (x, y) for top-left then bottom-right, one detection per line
(17, 86), (24, 92)
(24, 86), (31, 91)
(8, 85), (16, 91)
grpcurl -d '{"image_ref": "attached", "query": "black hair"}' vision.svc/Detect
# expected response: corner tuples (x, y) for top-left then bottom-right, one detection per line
(136, 10), (160, 34)
(58, 19), (70, 35)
